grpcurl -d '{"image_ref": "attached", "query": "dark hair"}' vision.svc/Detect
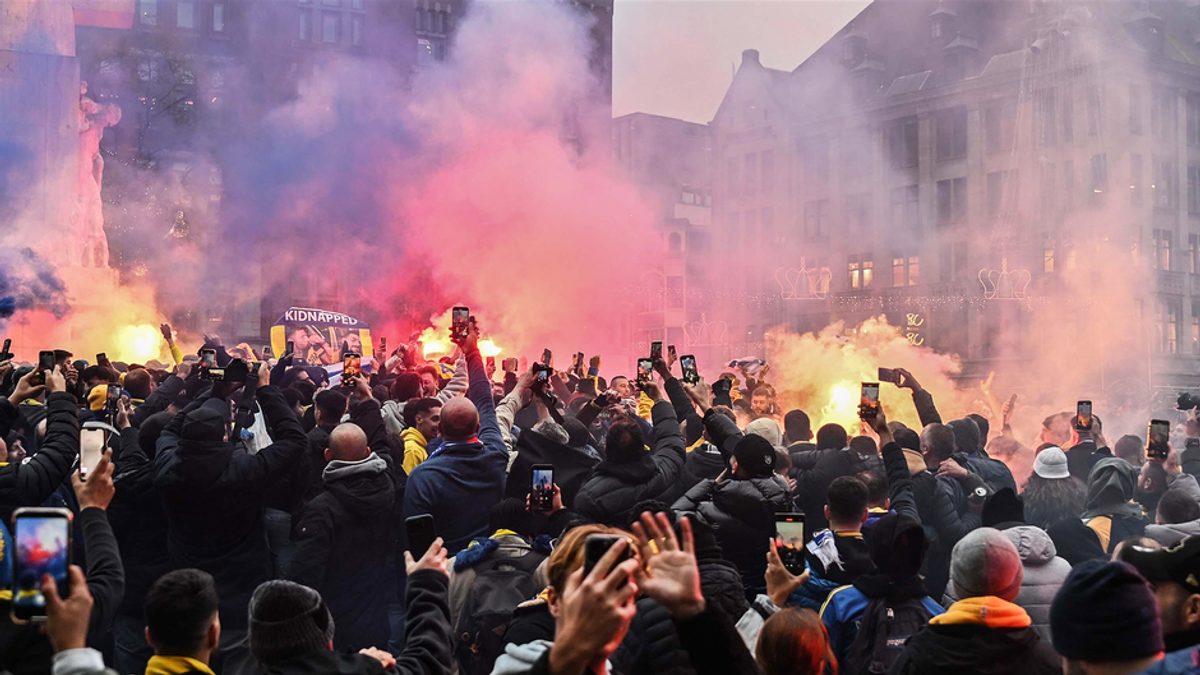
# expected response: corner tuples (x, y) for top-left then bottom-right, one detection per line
(1114, 434), (1145, 465)
(784, 409), (811, 443)
(775, 447), (792, 474)
(922, 423), (956, 462)
(417, 365), (439, 381)
(124, 369), (153, 400)
(815, 423), (848, 451)
(967, 413), (990, 444)
(562, 416), (593, 449)
(145, 569), (219, 655)
(80, 365), (114, 385)
(856, 470), (888, 508)
(849, 436), (878, 457)
(1158, 489), (1200, 525)
(752, 386), (773, 399)
(893, 427), (920, 452)
(1021, 473), (1088, 530)
(489, 498), (536, 536)
(403, 397), (442, 429)
(282, 388), (304, 410)
(826, 476), (869, 523)
(138, 411), (175, 460)
(391, 372), (422, 401)
(289, 379), (317, 406)
(371, 384), (390, 402)
(755, 608), (836, 675)
(313, 389), (348, 425)
(605, 420), (646, 464)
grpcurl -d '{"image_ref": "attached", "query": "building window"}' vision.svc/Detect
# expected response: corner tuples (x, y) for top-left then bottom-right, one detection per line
(804, 199), (830, 240)
(351, 15), (363, 46)
(1158, 299), (1180, 354)
(744, 210), (758, 250)
(1154, 229), (1173, 270)
(848, 255), (874, 290)
(893, 253), (920, 287)
(986, 169), (1018, 220)
(299, 10), (310, 40)
(726, 212), (740, 249)
(797, 136), (830, 184)
(139, 0), (157, 24)
(890, 185), (919, 230)
(940, 243), (969, 281)
(1189, 94), (1200, 146)
(1034, 89), (1057, 146)
(1131, 154), (1143, 206)
(1062, 89), (1074, 142)
(322, 12), (339, 42)
(322, 0), (338, 5)
(886, 117), (919, 169)
(213, 2), (225, 32)
(841, 128), (870, 178)
(936, 177), (967, 225)
(846, 193), (871, 232)
(1189, 234), (1199, 274)
(931, 17), (942, 39)
(936, 107), (968, 161)
(744, 153), (758, 196)
(761, 150), (774, 194)
(1152, 86), (1176, 141)
(1154, 159), (1176, 209)
(1090, 154), (1108, 203)
(726, 158), (740, 198)
(984, 103), (1016, 155)
(176, 0), (194, 28)
(1131, 84), (1143, 135)
(1087, 85), (1104, 136)
(1063, 161), (1075, 211)
(1191, 167), (1200, 215)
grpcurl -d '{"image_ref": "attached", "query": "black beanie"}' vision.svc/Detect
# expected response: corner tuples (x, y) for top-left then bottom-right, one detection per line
(181, 398), (231, 443)
(982, 488), (1026, 528)
(1050, 560), (1163, 661)
(733, 434), (777, 478)
(249, 580), (335, 666)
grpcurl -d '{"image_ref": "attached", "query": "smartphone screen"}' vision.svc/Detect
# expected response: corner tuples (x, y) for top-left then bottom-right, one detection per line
(406, 514), (437, 559)
(535, 365), (550, 383)
(79, 428), (106, 482)
(541, 349), (553, 368)
(451, 306), (470, 342)
(105, 384), (120, 418)
(878, 367), (898, 384)
(1, 338), (12, 359)
(262, 346), (273, 359)
(859, 382), (880, 420)
(200, 349), (217, 368)
(667, 345), (677, 361)
(286, 340), (295, 356)
(680, 355), (700, 385)
(1148, 419), (1171, 461)
(38, 351), (54, 372)
(775, 512), (806, 575)
(378, 337), (387, 356)
(12, 509), (71, 622)
(486, 356), (496, 371)
(574, 352), (584, 370)
(650, 341), (663, 360)
(584, 534), (632, 580)
(637, 358), (654, 385)
(1076, 400), (1093, 431)
(343, 354), (362, 382)
(96, 353), (108, 367)
(530, 464), (554, 512)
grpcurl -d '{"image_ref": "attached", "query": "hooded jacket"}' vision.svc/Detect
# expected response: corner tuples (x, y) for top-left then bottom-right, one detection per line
(673, 475), (792, 597)
(1081, 457), (1149, 553)
(401, 426), (430, 474)
(0, 393), (79, 523)
(942, 525), (1069, 642)
(1147, 519), (1200, 548)
(288, 452), (395, 651)
(153, 387), (306, 631)
(574, 400), (687, 527)
(901, 448), (982, 597)
(890, 596), (1061, 675)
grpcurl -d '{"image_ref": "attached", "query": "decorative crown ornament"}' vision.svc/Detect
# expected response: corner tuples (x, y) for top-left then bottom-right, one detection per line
(978, 258), (1032, 300)
(775, 258), (832, 300)
(682, 313), (728, 348)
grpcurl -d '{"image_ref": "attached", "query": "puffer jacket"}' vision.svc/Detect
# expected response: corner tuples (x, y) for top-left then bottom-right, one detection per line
(1147, 519), (1200, 547)
(610, 598), (696, 675)
(943, 525), (1069, 642)
(0, 393), (79, 523)
(673, 475), (793, 597)
(904, 448), (982, 597)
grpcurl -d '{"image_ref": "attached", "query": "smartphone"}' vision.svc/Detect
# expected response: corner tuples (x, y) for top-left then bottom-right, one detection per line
(1076, 400), (1093, 431)
(636, 358), (654, 386)
(680, 354), (700, 385)
(200, 349), (217, 369)
(38, 350), (54, 372)
(650, 341), (663, 361)
(775, 512), (806, 575)
(878, 367), (899, 384)
(379, 337), (387, 356)
(262, 345), (273, 359)
(859, 382), (880, 420)
(584, 534), (632, 580)
(11, 507), (72, 623)
(573, 352), (585, 371)
(541, 349), (553, 368)
(286, 340), (295, 356)
(667, 344), (677, 362)
(96, 353), (109, 369)
(343, 353), (362, 380)
(535, 365), (551, 383)
(503, 357), (518, 373)
(202, 367), (226, 382)
(530, 464), (554, 512)
(1, 338), (12, 360)
(79, 428), (106, 482)
(1148, 419), (1171, 461)
(405, 514), (437, 559)
(451, 306), (470, 343)
(105, 384), (120, 419)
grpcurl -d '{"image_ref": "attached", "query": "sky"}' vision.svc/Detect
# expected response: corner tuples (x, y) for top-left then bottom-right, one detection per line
(612, 0), (872, 123)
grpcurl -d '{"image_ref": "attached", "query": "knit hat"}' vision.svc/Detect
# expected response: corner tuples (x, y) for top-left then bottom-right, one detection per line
(733, 434), (776, 478)
(1050, 560), (1163, 661)
(248, 580), (335, 666)
(745, 418), (783, 447)
(950, 527), (1024, 601)
(982, 488), (1026, 529)
(180, 398), (231, 443)
(947, 418), (981, 455)
(1033, 446), (1070, 479)
(1123, 535), (1200, 594)
(86, 386), (108, 412)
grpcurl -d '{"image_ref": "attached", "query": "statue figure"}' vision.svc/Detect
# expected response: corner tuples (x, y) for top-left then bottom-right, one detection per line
(71, 81), (121, 268)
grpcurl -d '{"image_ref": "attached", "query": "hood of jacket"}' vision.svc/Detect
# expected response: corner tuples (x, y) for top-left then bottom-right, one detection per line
(491, 640), (558, 675)
(401, 426), (428, 451)
(1169, 473), (1200, 503)
(1084, 457), (1143, 519)
(380, 399), (407, 435)
(264, 649), (382, 675)
(321, 452), (393, 518)
(712, 475), (791, 519)
(931, 596), (1032, 629)
(1003, 525), (1058, 566)
(908, 601), (1046, 675)
(165, 438), (234, 489)
(904, 448), (928, 476)
(1147, 519), (1200, 547)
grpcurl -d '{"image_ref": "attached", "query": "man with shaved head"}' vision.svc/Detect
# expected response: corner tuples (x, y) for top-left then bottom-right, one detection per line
(287, 377), (399, 651)
(402, 316), (509, 554)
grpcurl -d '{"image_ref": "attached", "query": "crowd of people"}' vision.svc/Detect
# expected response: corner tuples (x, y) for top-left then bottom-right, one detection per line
(5, 315), (1200, 675)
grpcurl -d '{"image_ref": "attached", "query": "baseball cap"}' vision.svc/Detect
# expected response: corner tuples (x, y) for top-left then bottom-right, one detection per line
(1123, 535), (1200, 594)
(734, 434), (776, 478)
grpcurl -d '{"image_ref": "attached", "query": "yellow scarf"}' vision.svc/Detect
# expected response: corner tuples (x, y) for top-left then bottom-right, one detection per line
(145, 655), (215, 675)
(929, 596), (1032, 629)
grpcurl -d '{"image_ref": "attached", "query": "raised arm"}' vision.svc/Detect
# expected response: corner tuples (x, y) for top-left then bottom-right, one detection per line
(435, 356), (469, 404)
(0, 370), (79, 520)
(896, 368), (941, 426)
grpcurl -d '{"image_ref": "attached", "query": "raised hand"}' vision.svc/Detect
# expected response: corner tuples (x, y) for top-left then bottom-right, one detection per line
(630, 512), (705, 619)
(765, 538), (810, 608)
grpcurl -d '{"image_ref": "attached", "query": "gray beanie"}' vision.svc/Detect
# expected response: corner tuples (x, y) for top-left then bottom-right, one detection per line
(745, 418), (783, 447)
(248, 580), (335, 666)
(950, 527), (1024, 601)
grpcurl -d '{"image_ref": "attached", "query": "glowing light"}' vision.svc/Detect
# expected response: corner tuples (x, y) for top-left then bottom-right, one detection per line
(479, 339), (502, 357)
(423, 338), (450, 358)
(115, 325), (163, 363)
(820, 381), (860, 434)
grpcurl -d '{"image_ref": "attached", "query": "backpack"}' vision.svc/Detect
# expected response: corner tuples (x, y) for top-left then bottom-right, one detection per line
(454, 550), (547, 675)
(841, 596), (934, 675)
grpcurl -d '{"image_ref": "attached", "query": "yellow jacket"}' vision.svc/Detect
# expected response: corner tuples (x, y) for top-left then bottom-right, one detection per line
(401, 426), (429, 474)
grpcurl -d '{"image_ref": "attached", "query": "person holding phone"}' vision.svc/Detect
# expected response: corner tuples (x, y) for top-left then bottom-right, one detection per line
(1047, 457), (1149, 560)
(0, 366), (77, 524)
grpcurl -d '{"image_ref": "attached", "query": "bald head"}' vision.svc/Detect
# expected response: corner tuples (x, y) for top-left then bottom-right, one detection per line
(440, 396), (479, 442)
(327, 423), (369, 462)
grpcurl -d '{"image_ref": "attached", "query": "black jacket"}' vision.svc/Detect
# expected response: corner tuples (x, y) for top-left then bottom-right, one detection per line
(673, 475), (792, 597)
(1065, 440), (1112, 483)
(890, 623), (1061, 675)
(153, 386), (306, 630)
(611, 598), (697, 675)
(130, 374), (185, 428)
(908, 466), (981, 597)
(0, 394), (79, 523)
(796, 447), (884, 532)
(109, 426), (172, 617)
(574, 401), (687, 526)
(288, 452), (395, 651)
